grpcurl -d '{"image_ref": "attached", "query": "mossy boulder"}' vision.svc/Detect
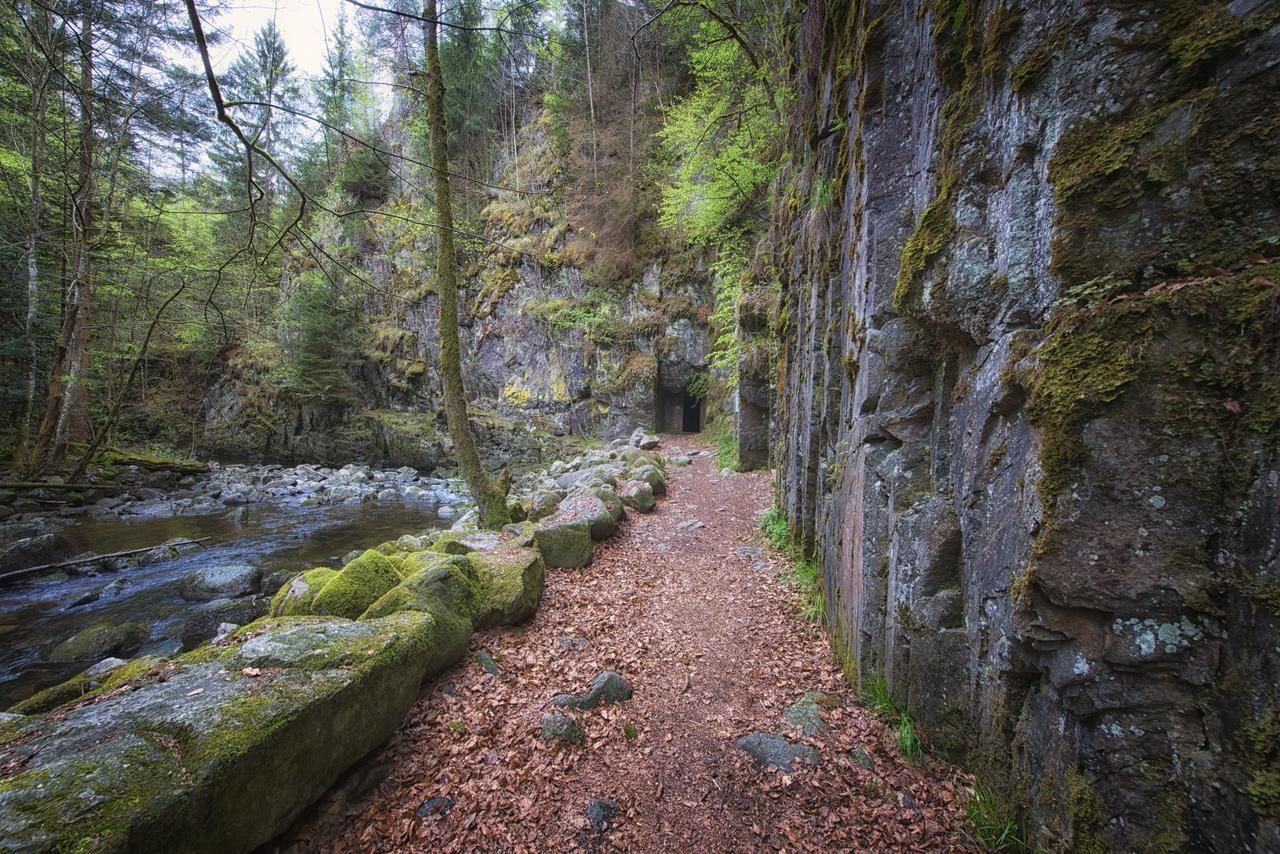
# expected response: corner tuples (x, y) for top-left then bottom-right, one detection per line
(631, 465), (667, 496)
(556, 494), (617, 541)
(0, 612), (465, 854)
(470, 546), (545, 628)
(49, 620), (149, 663)
(359, 555), (478, 623)
(429, 530), (503, 555)
(501, 520), (537, 548)
(527, 489), (564, 521)
(619, 480), (656, 512)
(310, 551), (402, 619)
(533, 518), (593, 568)
(269, 568), (338, 617)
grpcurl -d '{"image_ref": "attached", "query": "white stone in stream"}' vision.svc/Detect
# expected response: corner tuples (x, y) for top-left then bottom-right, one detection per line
(437, 505), (457, 519)
(376, 488), (399, 501)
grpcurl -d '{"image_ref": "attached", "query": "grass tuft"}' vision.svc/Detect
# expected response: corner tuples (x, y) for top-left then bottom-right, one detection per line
(758, 506), (825, 624)
(967, 783), (1031, 852)
(898, 714), (923, 763)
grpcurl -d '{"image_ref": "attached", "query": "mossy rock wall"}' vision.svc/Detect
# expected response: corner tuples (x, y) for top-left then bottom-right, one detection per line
(764, 0), (1279, 850)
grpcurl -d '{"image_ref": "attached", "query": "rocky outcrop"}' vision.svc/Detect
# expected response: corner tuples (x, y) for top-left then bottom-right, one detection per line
(198, 113), (715, 465)
(763, 1), (1279, 850)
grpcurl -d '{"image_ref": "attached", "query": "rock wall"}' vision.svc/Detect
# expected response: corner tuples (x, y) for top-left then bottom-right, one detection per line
(764, 1), (1279, 849)
(199, 111), (714, 468)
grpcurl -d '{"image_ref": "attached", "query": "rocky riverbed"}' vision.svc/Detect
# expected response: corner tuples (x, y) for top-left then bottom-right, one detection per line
(0, 462), (472, 708)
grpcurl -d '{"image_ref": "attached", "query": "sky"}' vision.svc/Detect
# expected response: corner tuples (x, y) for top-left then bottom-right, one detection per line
(205, 0), (346, 79)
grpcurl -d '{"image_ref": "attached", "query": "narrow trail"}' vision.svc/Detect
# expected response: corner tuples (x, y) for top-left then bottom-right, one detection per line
(281, 441), (974, 852)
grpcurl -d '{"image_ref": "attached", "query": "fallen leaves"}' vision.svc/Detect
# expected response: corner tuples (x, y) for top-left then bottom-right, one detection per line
(279, 445), (975, 852)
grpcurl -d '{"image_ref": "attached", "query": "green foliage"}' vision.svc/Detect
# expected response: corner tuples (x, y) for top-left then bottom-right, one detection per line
(278, 270), (359, 404)
(861, 671), (900, 718)
(898, 714), (923, 763)
(658, 22), (786, 242)
(968, 784), (1031, 852)
(708, 414), (739, 472)
(335, 144), (390, 204)
(758, 505), (825, 624)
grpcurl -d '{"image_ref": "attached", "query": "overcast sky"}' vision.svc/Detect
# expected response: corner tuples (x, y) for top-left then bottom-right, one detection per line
(205, 0), (346, 78)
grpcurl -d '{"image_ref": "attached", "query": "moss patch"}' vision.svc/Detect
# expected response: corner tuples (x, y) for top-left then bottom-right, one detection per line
(311, 551), (402, 619)
(1019, 263), (1280, 513)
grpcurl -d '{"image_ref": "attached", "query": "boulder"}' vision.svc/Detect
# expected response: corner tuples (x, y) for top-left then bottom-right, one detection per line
(540, 714), (585, 745)
(631, 465), (667, 496)
(736, 732), (819, 772)
(619, 480), (656, 512)
(360, 555), (477, 623)
(783, 691), (834, 737)
(468, 546), (545, 629)
(50, 621), (149, 663)
(555, 494), (616, 541)
(0, 612), (466, 853)
(310, 550), (402, 619)
(0, 533), (71, 573)
(429, 530), (503, 555)
(532, 518), (593, 568)
(552, 671), (633, 710)
(178, 564), (261, 601)
(181, 597), (267, 650)
(527, 489), (563, 522)
(269, 568), (337, 617)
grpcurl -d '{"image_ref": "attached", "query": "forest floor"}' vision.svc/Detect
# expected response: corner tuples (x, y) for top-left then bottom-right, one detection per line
(279, 439), (975, 852)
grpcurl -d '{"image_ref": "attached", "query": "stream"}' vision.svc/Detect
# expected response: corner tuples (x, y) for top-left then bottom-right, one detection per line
(0, 486), (459, 709)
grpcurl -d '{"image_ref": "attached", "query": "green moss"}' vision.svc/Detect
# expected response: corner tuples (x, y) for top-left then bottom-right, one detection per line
(1049, 93), (1206, 208)
(469, 546), (545, 627)
(269, 567), (338, 617)
(1064, 767), (1109, 853)
(311, 551), (402, 619)
(8, 656), (164, 716)
(1235, 712), (1280, 820)
(1019, 264), (1280, 515)
(1159, 0), (1280, 73)
(1010, 21), (1069, 93)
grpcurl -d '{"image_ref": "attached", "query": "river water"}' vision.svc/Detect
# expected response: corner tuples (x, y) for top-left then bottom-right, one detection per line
(0, 499), (451, 709)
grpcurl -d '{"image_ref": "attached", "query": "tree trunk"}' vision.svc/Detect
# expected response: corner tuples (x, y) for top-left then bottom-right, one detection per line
(30, 0), (94, 474)
(17, 4), (53, 462)
(581, 0), (598, 182)
(423, 0), (509, 528)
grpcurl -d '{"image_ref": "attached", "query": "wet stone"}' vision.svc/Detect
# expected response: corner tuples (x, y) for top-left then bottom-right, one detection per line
(417, 796), (455, 818)
(474, 650), (500, 675)
(586, 798), (619, 833)
(736, 732), (820, 772)
(541, 714), (585, 745)
(553, 671), (633, 710)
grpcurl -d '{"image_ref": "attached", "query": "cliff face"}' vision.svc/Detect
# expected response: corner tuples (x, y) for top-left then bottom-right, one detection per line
(765, 0), (1279, 849)
(200, 111), (714, 468)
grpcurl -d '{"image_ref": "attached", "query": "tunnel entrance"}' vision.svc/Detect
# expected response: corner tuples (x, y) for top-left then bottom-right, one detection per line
(682, 394), (702, 432)
(655, 384), (703, 433)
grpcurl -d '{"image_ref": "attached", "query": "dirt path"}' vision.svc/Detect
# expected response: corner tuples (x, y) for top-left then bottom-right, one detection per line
(280, 442), (974, 852)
